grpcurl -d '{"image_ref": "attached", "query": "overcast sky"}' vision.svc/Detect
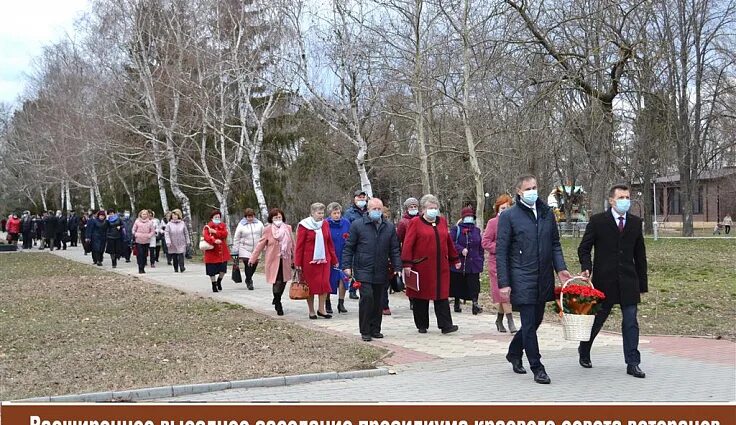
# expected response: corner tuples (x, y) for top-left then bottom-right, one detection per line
(0, 0), (90, 106)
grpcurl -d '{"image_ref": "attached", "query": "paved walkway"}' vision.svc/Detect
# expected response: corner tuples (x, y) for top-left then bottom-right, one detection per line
(50, 248), (736, 402)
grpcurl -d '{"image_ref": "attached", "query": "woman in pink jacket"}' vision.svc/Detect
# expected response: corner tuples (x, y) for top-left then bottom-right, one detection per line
(481, 194), (517, 333)
(249, 208), (294, 316)
(132, 210), (156, 274)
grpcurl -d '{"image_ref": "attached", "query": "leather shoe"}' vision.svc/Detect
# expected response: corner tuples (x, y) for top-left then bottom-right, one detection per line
(418, 328), (427, 334)
(533, 368), (551, 384)
(627, 365), (646, 378)
(361, 334), (372, 342)
(506, 354), (527, 374)
(371, 332), (384, 339)
(441, 325), (459, 334)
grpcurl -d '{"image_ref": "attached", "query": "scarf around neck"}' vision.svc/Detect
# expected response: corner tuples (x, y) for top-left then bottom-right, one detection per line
(271, 223), (293, 258)
(299, 217), (326, 263)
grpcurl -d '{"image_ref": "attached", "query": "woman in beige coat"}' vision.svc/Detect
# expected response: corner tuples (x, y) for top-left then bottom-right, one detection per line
(249, 208), (294, 315)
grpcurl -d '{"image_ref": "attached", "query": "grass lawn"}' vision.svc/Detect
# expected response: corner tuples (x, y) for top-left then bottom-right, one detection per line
(479, 238), (736, 340)
(0, 253), (385, 401)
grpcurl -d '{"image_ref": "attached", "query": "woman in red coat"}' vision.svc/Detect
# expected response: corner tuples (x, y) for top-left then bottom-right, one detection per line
(203, 210), (230, 293)
(402, 194), (461, 334)
(295, 202), (338, 319)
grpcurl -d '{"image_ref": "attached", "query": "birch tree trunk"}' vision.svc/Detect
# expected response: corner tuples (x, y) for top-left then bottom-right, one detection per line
(41, 187), (48, 211)
(152, 140), (169, 214)
(89, 187), (95, 211)
(65, 181), (72, 212)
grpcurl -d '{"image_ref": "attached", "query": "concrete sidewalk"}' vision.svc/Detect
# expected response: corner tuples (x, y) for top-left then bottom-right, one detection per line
(51, 247), (736, 402)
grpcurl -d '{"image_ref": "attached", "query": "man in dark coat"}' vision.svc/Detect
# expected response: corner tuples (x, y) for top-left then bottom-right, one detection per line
(344, 189), (369, 299)
(55, 210), (68, 250)
(86, 211), (107, 266)
(121, 210), (134, 262)
(577, 184), (648, 378)
(43, 211), (58, 251)
(67, 212), (80, 247)
(342, 198), (403, 342)
(496, 175), (571, 384)
(21, 211), (34, 250)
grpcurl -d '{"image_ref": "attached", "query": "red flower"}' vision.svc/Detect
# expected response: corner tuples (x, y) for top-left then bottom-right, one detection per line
(342, 232), (350, 240)
(554, 282), (606, 315)
(351, 279), (362, 289)
(462, 228), (470, 235)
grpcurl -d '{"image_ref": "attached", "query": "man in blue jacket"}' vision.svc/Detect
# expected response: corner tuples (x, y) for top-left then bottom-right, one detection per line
(496, 175), (572, 384)
(343, 189), (369, 299)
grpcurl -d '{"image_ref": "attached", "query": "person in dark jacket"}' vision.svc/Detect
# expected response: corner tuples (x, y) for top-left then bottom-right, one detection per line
(496, 175), (571, 385)
(21, 211), (33, 249)
(54, 210), (68, 250)
(449, 206), (485, 315)
(32, 214), (43, 247)
(121, 210), (134, 262)
(67, 212), (80, 247)
(103, 209), (125, 268)
(85, 210), (107, 266)
(344, 189), (369, 300)
(577, 184), (648, 379)
(326, 202), (352, 314)
(42, 211), (59, 251)
(342, 198), (402, 341)
(79, 213), (91, 254)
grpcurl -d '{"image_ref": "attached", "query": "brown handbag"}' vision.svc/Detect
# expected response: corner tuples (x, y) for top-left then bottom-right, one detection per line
(289, 269), (310, 300)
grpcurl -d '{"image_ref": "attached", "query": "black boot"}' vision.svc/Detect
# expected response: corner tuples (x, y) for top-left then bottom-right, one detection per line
(325, 298), (333, 314)
(454, 298), (462, 313)
(211, 281), (218, 292)
(275, 301), (284, 316)
(337, 299), (347, 313)
(472, 300), (483, 315)
(216, 277), (223, 291)
(496, 313), (507, 332)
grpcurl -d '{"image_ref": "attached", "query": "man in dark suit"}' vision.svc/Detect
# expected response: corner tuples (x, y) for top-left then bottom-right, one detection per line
(577, 183), (648, 378)
(497, 175), (572, 384)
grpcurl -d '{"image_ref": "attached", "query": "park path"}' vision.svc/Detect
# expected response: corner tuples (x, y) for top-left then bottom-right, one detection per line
(50, 247), (736, 402)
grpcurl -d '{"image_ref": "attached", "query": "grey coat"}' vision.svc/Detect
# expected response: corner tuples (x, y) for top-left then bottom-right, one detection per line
(342, 216), (402, 284)
(496, 196), (567, 305)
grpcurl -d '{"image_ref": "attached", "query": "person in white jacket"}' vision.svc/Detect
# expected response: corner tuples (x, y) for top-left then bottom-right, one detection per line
(148, 210), (163, 268)
(232, 208), (264, 290)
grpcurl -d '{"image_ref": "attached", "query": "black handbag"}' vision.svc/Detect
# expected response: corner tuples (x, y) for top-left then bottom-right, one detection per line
(231, 262), (243, 283)
(390, 274), (405, 292)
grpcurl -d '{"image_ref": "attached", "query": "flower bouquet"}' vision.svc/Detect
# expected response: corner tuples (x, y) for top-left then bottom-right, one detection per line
(554, 277), (606, 341)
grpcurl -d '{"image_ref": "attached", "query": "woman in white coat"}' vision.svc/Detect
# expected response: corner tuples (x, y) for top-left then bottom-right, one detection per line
(232, 208), (264, 290)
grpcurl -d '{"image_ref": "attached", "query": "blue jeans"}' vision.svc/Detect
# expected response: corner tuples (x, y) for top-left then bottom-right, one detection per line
(580, 303), (641, 366)
(507, 303), (546, 372)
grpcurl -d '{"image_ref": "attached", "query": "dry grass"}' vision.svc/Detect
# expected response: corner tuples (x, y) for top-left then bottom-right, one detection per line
(0, 253), (385, 401)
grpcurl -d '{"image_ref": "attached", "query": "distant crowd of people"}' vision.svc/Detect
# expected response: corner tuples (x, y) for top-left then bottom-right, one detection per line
(3, 174), (659, 383)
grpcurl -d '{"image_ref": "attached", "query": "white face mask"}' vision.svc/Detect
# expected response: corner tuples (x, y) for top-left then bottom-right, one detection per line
(272, 219), (283, 227)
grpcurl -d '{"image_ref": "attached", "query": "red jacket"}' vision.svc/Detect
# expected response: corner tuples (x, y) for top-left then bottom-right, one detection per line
(202, 222), (230, 264)
(6, 217), (21, 234)
(401, 216), (459, 300)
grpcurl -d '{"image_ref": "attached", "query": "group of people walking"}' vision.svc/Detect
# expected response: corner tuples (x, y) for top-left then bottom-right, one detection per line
(4, 174), (651, 385)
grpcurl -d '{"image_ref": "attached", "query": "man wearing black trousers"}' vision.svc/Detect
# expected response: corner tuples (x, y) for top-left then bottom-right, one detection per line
(341, 198), (402, 342)
(496, 175), (572, 384)
(577, 184), (648, 378)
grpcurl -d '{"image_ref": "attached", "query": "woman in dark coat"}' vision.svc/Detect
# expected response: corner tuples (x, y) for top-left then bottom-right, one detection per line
(401, 194), (461, 334)
(43, 211), (58, 251)
(79, 213), (91, 254)
(103, 209), (125, 268)
(449, 206), (485, 315)
(85, 211), (107, 266)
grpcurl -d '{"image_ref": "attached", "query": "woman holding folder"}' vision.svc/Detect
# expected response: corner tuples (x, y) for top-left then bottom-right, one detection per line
(401, 194), (462, 334)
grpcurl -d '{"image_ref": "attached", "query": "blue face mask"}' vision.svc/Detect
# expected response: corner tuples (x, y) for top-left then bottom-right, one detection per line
(408, 208), (419, 216)
(212, 219), (221, 225)
(521, 189), (538, 205)
(426, 208), (439, 219)
(368, 210), (382, 221)
(615, 199), (631, 214)
(356, 200), (367, 209)
(463, 217), (475, 224)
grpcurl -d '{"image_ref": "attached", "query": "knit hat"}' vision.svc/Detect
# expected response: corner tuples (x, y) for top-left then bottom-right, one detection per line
(461, 207), (475, 218)
(403, 197), (419, 208)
